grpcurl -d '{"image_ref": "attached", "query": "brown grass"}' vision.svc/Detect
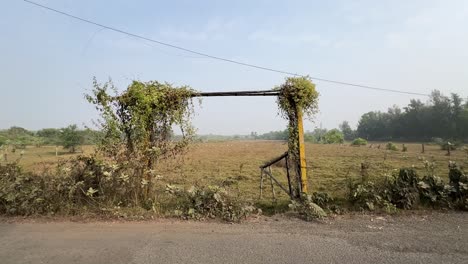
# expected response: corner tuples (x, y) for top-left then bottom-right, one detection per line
(2, 141), (467, 205)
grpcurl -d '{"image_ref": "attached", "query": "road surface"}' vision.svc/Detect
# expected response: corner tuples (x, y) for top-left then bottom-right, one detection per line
(0, 212), (467, 263)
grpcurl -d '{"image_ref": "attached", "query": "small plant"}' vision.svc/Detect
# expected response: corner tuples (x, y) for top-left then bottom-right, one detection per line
(351, 138), (367, 146)
(386, 142), (398, 151)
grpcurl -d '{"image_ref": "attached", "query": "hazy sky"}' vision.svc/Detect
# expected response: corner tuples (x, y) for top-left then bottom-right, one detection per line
(1, 0), (467, 134)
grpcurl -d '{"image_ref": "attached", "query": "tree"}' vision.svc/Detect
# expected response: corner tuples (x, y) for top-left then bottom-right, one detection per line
(86, 79), (197, 169)
(59, 124), (84, 153)
(322, 129), (344, 144)
(357, 111), (386, 140)
(338, 121), (355, 141)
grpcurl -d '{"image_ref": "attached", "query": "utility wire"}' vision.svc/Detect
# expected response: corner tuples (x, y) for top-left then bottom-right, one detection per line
(23, 0), (430, 97)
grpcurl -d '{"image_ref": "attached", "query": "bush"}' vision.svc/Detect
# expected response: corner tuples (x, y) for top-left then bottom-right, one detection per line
(351, 138), (367, 146)
(0, 155), (166, 216)
(322, 129), (344, 144)
(447, 162), (468, 210)
(418, 175), (449, 207)
(348, 163), (468, 212)
(289, 195), (327, 221)
(386, 142), (398, 151)
(0, 163), (76, 215)
(311, 192), (342, 214)
(348, 180), (385, 211)
(384, 169), (420, 209)
(165, 185), (256, 222)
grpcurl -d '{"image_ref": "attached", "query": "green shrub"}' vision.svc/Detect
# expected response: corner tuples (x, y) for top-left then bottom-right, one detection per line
(322, 129), (344, 144)
(386, 142), (398, 151)
(351, 138), (367, 146)
(418, 175), (449, 207)
(447, 162), (468, 210)
(311, 192), (342, 214)
(0, 163), (76, 215)
(384, 169), (420, 209)
(348, 180), (385, 211)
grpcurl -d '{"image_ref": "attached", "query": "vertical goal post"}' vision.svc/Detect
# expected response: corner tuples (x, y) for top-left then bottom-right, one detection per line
(191, 89), (309, 195)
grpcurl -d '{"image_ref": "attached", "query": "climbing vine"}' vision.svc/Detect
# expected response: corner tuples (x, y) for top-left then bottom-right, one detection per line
(86, 78), (198, 171)
(275, 76), (319, 162)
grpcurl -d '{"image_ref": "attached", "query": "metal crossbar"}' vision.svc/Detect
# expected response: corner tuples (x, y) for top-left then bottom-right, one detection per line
(192, 90), (279, 97)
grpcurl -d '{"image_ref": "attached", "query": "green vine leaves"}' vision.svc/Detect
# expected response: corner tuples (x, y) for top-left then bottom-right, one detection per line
(85, 78), (199, 170)
(275, 76), (319, 158)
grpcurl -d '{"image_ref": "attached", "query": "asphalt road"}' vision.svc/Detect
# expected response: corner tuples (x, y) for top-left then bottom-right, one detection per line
(1, 212), (467, 264)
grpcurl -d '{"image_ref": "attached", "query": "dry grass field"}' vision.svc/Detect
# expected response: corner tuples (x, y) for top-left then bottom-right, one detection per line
(158, 141), (468, 203)
(4, 141), (466, 206)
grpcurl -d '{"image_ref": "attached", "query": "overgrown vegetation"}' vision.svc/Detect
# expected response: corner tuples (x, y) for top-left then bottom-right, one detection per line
(165, 185), (257, 222)
(347, 161), (468, 212)
(2, 76), (467, 222)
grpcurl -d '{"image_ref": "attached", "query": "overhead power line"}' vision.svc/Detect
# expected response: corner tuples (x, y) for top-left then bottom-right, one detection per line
(23, 0), (430, 97)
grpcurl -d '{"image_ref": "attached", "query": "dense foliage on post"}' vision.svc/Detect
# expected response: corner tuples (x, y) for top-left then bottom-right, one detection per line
(275, 76), (319, 158)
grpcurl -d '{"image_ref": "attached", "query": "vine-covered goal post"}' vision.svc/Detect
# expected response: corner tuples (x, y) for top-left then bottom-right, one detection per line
(276, 76), (319, 195)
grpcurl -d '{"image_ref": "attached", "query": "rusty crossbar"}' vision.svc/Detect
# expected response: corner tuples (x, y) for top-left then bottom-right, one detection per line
(260, 151), (288, 169)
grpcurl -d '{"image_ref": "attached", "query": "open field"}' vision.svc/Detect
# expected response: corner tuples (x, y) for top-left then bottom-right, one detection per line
(2, 141), (467, 204)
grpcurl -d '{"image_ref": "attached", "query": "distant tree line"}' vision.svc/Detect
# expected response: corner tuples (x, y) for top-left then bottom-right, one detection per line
(355, 91), (468, 142)
(0, 125), (101, 152)
(251, 128), (344, 144)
